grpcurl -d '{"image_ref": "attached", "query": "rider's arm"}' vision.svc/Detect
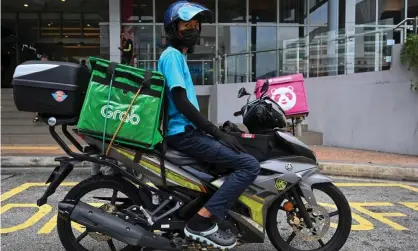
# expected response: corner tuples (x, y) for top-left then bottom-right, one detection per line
(171, 87), (223, 138)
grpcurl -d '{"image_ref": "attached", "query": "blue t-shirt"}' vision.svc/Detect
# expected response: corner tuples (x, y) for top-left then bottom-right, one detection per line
(158, 46), (200, 136)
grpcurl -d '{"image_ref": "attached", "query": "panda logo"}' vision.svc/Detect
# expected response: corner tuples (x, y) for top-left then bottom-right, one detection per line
(270, 86), (297, 111)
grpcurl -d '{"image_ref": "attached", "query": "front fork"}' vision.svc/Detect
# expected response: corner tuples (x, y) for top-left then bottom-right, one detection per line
(290, 169), (335, 229)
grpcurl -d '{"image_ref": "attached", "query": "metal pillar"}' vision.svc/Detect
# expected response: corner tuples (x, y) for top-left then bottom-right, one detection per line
(327, 0), (339, 76)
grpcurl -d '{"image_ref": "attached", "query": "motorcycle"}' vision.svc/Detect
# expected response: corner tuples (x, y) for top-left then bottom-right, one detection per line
(36, 80), (352, 251)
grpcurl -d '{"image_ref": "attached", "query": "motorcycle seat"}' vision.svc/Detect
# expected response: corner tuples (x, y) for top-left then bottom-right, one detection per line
(165, 147), (199, 166)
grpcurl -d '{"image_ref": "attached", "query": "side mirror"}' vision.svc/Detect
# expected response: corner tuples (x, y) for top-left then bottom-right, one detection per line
(260, 80), (269, 96)
(237, 87), (250, 98)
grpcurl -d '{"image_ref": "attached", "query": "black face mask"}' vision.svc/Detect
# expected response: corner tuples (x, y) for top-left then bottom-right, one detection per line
(179, 28), (200, 49)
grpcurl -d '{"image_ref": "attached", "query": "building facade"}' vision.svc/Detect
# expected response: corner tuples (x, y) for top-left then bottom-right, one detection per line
(2, 0), (418, 87)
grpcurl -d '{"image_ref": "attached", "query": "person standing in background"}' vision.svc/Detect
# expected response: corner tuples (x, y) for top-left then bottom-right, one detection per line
(119, 31), (133, 65)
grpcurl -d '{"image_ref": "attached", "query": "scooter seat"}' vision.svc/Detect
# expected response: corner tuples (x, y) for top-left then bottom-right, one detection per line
(165, 147), (199, 166)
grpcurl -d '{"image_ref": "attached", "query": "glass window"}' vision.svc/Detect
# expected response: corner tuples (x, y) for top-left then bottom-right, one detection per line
(186, 25), (216, 85)
(250, 26), (278, 80)
(280, 0), (307, 24)
(407, 0), (418, 18)
(278, 26), (308, 76)
(355, 27), (376, 73)
(62, 13), (81, 38)
(18, 13), (39, 43)
(309, 1), (328, 25)
(249, 0), (277, 23)
(355, 0), (376, 24)
(41, 13), (60, 38)
(378, 0), (402, 25)
(2, 13), (16, 35)
(155, 0), (216, 23)
(218, 25), (247, 83)
(218, 0), (246, 23)
(100, 25), (110, 60)
(2, 13), (17, 88)
(156, 24), (168, 57)
(83, 14), (106, 38)
(121, 0), (153, 23)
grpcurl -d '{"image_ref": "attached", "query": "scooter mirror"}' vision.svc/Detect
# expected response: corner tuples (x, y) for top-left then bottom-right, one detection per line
(260, 80), (269, 96)
(237, 87), (250, 98)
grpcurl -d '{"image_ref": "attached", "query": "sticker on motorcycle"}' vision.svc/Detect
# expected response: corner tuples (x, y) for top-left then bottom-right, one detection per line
(275, 179), (288, 191)
(51, 91), (68, 102)
(241, 133), (255, 138)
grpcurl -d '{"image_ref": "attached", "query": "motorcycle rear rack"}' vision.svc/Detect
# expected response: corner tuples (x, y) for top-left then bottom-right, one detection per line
(36, 114), (173, 207)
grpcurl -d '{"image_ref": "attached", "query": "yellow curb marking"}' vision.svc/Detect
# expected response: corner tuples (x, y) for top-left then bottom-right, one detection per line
(0, 182), (417, 234)
(349, 202), (408, 231)
(319, 203), (374, 231)
(0, 204), (52, 234)
(398, 202), (418, 211)
(0, 182), (78, 202)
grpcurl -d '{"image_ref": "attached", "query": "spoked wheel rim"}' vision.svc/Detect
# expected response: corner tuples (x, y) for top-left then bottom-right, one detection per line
(267, 183), (352, 251)
(57, 175), (145, 251)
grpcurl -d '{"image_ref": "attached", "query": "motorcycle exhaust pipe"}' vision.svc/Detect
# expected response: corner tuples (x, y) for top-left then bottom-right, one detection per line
(58, 200), (181, 251)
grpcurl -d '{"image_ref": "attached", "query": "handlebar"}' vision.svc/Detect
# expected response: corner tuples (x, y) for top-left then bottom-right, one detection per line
(233, 111), (243, 117)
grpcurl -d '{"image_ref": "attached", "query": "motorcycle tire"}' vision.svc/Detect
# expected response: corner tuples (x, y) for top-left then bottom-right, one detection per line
(57, 174), (148, 251)
(266, 182), (352, 251)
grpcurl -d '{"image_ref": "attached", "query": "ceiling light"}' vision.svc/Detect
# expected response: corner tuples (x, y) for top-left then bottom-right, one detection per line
(24, 4), (28, 7)
(62, 0), (65, 2)
(87, 24), (90, 27)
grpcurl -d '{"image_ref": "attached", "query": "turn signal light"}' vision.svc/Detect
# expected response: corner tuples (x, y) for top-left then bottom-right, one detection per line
(283, 201), (294, 212)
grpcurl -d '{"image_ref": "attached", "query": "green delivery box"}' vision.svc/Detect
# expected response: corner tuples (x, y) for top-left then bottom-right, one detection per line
(77, 57), (165, 150)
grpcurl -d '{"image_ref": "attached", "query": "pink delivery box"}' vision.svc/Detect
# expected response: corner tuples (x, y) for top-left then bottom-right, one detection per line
(254, 73), (309, 117)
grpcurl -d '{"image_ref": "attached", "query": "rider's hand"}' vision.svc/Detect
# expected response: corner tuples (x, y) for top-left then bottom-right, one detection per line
(213, 131), (247, 153)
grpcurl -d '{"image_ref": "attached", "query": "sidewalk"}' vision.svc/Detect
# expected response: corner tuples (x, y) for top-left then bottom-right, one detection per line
(1, 145), (418, 181)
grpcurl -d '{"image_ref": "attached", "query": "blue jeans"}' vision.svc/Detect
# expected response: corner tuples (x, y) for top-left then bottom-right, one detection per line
(167, 127), (260, 221)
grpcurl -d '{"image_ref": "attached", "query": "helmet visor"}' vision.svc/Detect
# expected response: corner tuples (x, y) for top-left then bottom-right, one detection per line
(177, 3), (213, 23)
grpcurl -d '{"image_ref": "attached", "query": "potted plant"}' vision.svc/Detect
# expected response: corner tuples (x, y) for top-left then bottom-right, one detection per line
(400, 34), (418, 92)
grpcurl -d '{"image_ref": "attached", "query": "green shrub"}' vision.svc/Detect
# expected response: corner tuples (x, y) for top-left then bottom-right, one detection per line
(400, 34), (418, 70)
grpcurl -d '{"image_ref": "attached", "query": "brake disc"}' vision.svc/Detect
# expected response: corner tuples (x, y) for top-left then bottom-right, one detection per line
(292, 204), (331, 241)
(88, 203), (118, 242)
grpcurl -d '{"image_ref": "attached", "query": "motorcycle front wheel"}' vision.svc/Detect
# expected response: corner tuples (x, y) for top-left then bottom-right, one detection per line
(57, 174), (147, 251)
(266, 182), (352, 251)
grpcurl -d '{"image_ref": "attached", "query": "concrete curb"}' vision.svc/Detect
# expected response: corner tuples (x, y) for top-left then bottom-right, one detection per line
(2, 156), (418, 181)
(318, 162), (418, 182)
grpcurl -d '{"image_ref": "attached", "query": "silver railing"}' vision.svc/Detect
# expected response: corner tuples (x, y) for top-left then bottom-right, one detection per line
(393, 17), (418, 42)
(136, 18), (417, 85)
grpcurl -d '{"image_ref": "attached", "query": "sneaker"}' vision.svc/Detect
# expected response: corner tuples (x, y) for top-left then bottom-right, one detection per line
(184, 224), (237, 250)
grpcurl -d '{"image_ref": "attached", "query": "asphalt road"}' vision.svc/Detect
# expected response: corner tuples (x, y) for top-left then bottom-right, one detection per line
(1, 168), (418, 251)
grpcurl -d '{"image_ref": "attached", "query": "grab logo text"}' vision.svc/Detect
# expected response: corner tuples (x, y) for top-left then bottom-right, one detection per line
(100, 105), (140, 125)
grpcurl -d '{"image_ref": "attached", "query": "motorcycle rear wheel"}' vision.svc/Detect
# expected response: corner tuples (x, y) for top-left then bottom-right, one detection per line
(57, 174), (147, 251)
(266, 182), (352, 251)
